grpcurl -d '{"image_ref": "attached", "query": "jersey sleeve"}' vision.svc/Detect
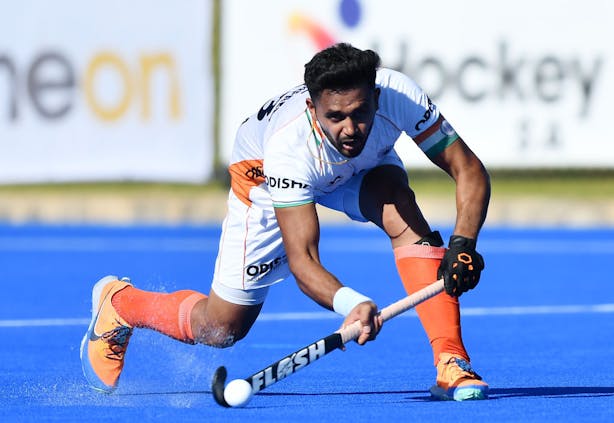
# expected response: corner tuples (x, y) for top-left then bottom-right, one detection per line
(377, 68), (460, 160)
(263, 135), (315, 209)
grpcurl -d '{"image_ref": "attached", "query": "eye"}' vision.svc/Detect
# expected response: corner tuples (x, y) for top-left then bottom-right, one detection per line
(326, 113), (344, 123)
(352, 107), (369, 120)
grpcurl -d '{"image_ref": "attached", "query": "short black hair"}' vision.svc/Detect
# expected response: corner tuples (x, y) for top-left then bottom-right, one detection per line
(304, 43), (381, 101)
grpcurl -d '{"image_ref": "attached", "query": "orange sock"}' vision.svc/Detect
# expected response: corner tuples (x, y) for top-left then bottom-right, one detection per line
(111, 286), (207, 344)
(394, 244), (468, 365)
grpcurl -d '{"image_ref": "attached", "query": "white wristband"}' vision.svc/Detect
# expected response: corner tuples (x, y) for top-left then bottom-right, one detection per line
(333, 287), (372, 316)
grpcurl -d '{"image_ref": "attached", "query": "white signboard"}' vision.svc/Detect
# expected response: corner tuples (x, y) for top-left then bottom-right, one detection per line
(221, 0), (613, 169)
(0, 0), (213, 183)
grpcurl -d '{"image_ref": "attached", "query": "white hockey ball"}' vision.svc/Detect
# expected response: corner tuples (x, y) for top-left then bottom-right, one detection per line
(223, 379), (253, 407)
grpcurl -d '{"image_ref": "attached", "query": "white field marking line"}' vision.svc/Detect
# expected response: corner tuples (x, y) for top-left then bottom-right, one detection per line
(322, 239), (614, 254)
(2, 304), (614, 328)
(460, 303), (614, 316)
(0, 236), (220, 252)
(0, 318), (91, 327)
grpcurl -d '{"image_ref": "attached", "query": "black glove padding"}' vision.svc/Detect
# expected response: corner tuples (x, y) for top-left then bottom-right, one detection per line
(438, 235), (485, 297)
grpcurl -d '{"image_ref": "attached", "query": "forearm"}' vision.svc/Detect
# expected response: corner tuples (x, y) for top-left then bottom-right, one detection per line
(453, 162), (490, 239)
(290, 256), (343, 311)
(274, 202), (371, 314)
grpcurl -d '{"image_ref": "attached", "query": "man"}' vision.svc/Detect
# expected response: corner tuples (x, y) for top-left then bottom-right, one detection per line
(81, 43), (490, 401)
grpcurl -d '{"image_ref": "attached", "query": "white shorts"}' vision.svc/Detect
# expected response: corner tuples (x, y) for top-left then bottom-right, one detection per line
(211, 151), (404, 306)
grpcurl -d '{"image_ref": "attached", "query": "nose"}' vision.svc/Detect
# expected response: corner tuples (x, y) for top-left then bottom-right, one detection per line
(342, 117), (357, 138)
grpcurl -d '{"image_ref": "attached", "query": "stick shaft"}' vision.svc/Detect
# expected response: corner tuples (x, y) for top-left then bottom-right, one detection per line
(246, 332), (342, 394)
(338, 279), (444, 343)
(245, 279), (444, 393)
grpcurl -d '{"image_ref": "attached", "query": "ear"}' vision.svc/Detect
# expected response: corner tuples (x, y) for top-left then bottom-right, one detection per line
(374, 88), (380, 110)
(306, 97), (315, 111)
(306, 98), (317, 119)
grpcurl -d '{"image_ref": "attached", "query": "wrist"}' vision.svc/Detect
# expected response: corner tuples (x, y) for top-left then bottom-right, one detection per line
(333, 287), (372, 316)
(449, 235), (477, 249)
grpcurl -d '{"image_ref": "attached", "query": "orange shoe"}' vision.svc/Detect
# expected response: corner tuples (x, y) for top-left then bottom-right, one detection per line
(430, 353), (489, 401)
(80, 275), (133, 393)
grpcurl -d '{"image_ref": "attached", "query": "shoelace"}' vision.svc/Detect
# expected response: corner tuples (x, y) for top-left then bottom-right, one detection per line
(102, 324), (132, 361)
(448, 357), (482, 381)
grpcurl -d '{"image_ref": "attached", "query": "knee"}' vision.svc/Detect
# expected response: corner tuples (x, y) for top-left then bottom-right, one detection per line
(360, 166), (416, 223)
(191, 311), (251, 348)
(361, 166), (410, 204)
(360, 165), (411, 203)
(189, 291), (260, 348)
(195, 323), (248, 348)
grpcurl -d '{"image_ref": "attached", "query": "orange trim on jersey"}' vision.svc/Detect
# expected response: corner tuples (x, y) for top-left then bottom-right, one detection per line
(413, 114), (445, 144)
(241, 206), (251, 289)
(228, 159), (265, 207)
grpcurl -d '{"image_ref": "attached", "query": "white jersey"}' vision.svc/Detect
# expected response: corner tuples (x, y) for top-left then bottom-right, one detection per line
(212, 68), (459, 299)
(228, 68), (456, 211)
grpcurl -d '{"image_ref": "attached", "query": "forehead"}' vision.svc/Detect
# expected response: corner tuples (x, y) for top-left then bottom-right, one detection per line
(315, 85), (373, 111)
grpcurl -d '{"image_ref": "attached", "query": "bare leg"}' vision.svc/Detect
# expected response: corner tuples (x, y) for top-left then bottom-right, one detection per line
(190, 289), (263, 347)
(358, 165), (468, 364)
(358, 165), (432, 246)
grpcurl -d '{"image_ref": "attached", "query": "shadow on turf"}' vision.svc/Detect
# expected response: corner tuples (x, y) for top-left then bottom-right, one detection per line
(116, 387), (614, 401)
(117, 389), (425, 397)
(262, 387), (614, 401)
(487, 387), (614, 399)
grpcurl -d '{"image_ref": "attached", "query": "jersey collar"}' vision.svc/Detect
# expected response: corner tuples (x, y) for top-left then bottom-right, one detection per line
(304, 110), (352, 165)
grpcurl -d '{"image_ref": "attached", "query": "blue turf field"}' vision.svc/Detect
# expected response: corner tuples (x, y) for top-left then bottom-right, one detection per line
(0, 224), (613, 422)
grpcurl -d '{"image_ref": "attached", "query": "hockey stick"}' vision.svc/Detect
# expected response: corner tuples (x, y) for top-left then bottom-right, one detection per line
(212, 278), (445, 407)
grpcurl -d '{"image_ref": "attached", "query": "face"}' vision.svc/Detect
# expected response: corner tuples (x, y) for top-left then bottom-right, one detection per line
(307, 84), (379, 158)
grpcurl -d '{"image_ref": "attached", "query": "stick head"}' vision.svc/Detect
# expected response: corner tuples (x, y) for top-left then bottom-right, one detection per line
(211, 366), (230, 407)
